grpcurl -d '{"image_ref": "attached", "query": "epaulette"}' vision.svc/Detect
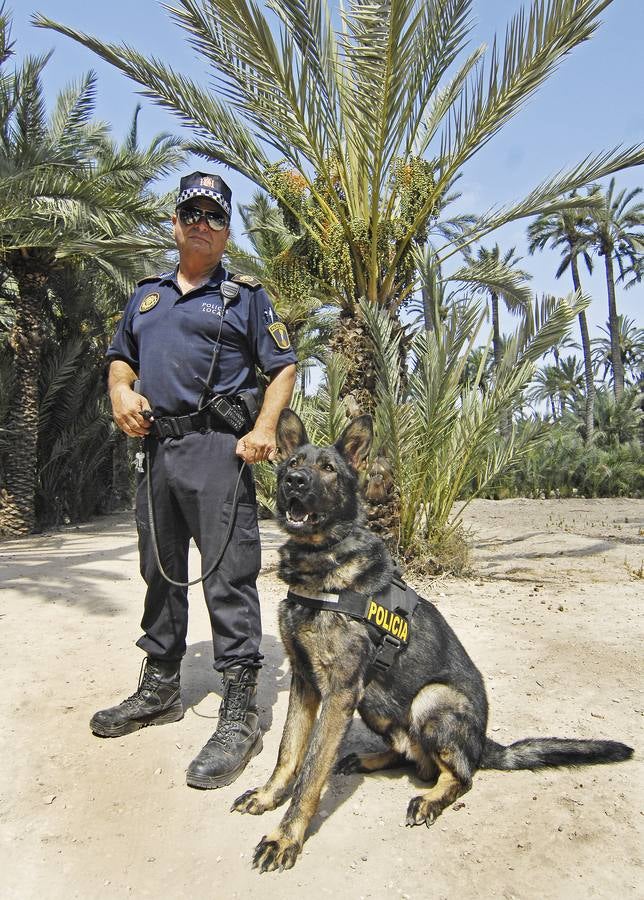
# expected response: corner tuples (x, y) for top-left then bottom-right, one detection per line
(231, 273), (262, 289)
(136, 273), (163, 287)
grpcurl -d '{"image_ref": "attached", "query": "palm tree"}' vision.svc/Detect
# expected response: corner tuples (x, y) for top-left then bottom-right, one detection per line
(37, 0), (644, 386)
(0, 13), (185, 534)
(359, 290), (584, 561)
(466, 244), (532, 374)
(530, 365), (563, 420)
(592, 315), (644, 388)
(529, 354), (585, 420)
(224, 191), (333, 392)
(528, 198), (597, 442)
(460, 243), (531, 436)
(585, 178), (644, 399)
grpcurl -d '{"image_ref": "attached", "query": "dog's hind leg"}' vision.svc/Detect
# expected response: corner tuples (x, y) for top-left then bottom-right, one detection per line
(405, 684), (482, 828)
(406, 755), (472, 827)
(336, 747), (406, 775)
(252, 685), (360, 872)
(232, 672), (318, 816)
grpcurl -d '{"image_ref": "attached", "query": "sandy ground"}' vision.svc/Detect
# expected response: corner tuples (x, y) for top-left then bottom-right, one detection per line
(0, 497), (642, 900)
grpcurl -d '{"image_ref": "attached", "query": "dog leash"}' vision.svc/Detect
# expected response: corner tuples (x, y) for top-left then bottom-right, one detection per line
(142, 441), (248, 588)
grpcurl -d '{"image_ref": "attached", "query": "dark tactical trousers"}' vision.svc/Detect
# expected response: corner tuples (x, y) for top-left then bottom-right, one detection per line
(135, 429), (263, 671)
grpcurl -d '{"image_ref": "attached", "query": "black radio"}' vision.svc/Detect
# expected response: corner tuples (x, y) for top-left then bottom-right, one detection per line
(209, 394), (249, 433)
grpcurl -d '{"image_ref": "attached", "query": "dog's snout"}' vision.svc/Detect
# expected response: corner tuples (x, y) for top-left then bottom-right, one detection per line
(284, 469), (311, 494)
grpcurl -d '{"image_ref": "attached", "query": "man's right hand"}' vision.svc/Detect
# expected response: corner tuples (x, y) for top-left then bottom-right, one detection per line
(110, 384), (153, 437)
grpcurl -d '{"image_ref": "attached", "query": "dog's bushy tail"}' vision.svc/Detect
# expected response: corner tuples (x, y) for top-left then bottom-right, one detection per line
(480, 737), (633, 770)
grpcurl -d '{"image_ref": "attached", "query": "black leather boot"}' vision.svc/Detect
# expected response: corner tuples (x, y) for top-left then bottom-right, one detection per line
(90, 658), (183, 737)
(186, 665), (263, 789)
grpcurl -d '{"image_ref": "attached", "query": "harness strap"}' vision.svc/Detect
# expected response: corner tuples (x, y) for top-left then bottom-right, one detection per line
(285, 579), (420, 683)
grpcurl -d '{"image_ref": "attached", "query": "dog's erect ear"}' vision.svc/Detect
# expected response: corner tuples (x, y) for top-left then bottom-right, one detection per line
(276, 408), (310, 459)
(335, 415), (373, 471)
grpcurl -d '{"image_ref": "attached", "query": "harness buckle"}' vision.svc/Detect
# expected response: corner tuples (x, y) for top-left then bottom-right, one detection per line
(370, 634), (402, 674)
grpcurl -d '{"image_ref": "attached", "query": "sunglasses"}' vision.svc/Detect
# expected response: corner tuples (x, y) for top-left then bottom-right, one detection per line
(178, 205), (229, 231)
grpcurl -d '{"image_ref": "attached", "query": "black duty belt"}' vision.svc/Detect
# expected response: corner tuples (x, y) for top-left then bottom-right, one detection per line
(149, 391), (258, 440)
(285, 575), (420, 683)
(150, 408), (231, 440)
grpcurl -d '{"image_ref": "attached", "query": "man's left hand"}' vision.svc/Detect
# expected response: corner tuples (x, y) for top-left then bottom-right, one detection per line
(236, 427), (277, 464)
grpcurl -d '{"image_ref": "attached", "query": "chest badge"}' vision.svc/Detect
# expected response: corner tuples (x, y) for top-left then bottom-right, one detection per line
(268, 321), (291, 350)
(139, 292), (160, 313)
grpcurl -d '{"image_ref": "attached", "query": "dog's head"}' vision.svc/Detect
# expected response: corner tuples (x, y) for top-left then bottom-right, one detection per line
(275, 408), (373, 538)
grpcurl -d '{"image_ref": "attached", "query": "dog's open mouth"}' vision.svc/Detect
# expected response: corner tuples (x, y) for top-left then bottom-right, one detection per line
(285, 498), (321, 528)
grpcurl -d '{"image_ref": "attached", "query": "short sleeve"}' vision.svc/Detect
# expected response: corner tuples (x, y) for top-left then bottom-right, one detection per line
(106, 295), (139, 370)
(248, 288), (298, 375)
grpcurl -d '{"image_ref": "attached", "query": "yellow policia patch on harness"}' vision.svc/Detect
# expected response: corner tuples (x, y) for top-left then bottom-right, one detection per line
(139, 292), (160, 313)
(268, 321), (291, 350)
(366, 600), (409, 643)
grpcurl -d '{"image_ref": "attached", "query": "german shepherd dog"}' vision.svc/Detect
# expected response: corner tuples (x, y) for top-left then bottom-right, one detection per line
(232, 410), (633, 872)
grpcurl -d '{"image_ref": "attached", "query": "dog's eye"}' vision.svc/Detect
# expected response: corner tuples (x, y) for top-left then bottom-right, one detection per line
(322, 463), (335, 473)
(288, 457), (298, 467)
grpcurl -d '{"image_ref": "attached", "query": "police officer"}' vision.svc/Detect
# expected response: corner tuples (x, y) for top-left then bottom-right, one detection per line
(90, 172), (297, 790)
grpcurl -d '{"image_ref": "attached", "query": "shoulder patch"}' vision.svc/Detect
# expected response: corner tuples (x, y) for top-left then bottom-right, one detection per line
(268, 321), (291, 350)
(231, 273), (262, 289)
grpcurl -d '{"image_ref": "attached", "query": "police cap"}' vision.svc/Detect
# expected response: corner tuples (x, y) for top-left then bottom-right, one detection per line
(175, 171), (232, 218)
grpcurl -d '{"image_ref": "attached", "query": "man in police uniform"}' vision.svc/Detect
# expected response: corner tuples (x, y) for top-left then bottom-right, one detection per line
(91, 172), (297, 790)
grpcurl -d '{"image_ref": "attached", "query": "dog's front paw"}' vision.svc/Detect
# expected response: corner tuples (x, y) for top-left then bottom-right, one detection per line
(335, 752), (364, 775)
(253, 833), (302, 872)
(231, 788), (274, 815)
(405, 795), (443, 828)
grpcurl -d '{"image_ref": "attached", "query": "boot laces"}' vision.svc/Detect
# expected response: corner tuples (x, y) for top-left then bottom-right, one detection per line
(123, 659), (163, 706)
(211, 678), (250, 747)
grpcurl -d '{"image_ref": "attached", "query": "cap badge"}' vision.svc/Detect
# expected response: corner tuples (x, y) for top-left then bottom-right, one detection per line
(201, 176), (215, 188)
(139, 292), (160, 313)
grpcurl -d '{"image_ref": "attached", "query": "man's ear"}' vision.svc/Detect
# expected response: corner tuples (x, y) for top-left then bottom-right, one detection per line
(276, 408), (309, 459)
(335, 415), (373, 471)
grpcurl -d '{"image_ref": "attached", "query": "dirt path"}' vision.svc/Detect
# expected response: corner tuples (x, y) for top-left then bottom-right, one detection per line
(1, 498), (642, 899)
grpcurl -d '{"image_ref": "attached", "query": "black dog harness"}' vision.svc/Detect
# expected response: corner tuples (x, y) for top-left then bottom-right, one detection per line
(286, 575), (420, 682)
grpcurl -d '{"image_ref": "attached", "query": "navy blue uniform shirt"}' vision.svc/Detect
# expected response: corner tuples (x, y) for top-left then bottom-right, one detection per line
(107, 264), (297, 417)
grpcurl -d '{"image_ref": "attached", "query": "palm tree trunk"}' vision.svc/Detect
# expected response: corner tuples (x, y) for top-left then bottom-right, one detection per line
(490, 291), (511, 438)
(491, 291), (502, 372)
(569, 256), (595, 444)
(328, 307), (378, 414)
(421, 284), (433, 332)
(1, 255), (50, 535)
(603, 252), (625, 399)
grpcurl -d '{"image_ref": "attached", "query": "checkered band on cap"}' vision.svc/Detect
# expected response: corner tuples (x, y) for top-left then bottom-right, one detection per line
(175, 187), (231, 218)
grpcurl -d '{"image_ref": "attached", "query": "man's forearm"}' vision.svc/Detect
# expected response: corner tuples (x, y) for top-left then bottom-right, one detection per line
(255, 364), (297, 433)
(236, 364), (296, 463)
(107, 360), (152, 438)
(108, 360), (138, 400)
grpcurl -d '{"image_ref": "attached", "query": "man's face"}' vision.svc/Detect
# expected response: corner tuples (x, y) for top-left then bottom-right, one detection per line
(172, 197), (230, 266)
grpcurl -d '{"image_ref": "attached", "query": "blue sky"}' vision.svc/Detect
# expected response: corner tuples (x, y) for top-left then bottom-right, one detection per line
(15, 0), (644, 341)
